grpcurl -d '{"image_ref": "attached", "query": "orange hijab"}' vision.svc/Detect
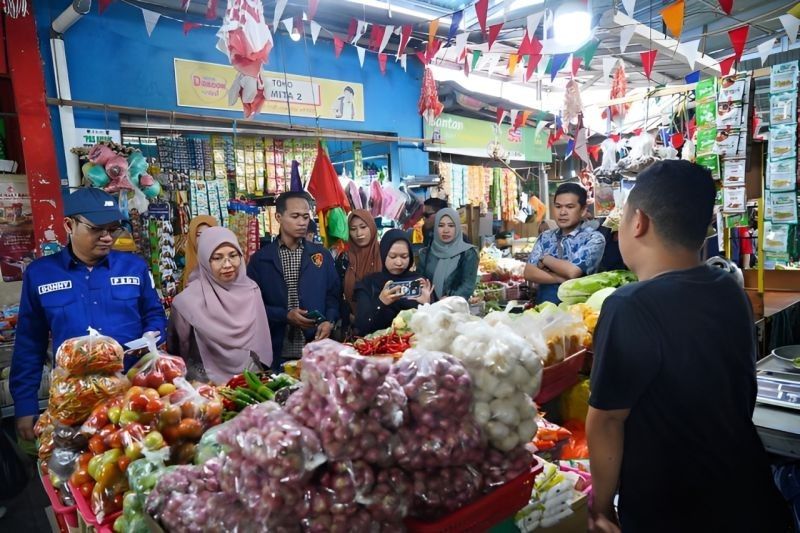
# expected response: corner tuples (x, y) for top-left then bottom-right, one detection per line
(343, 210), (382, 311)
(182, 215), (218, 288)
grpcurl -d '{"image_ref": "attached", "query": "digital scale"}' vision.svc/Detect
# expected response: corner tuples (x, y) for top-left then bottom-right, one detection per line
(754, 353), (800, 459)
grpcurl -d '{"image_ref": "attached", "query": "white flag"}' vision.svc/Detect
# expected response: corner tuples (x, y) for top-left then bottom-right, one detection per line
(678, 39), (701, 70)
(603, 57), (618, 79)
(282, 18), (294, 34)
(527, 11), (544, 38)
(400, 54), (407, 71)
(536, 120), (548, 136)
(574, 128), (591, 166)
(621, 0), (636, 16)
(380, 24), (394, 54)
(757, 38), (776, 66)
(141, 8), (160, 37)
(353, 20), (369, 45)
(487, 54), (501, 76)
(310, 21), (321, 44)
(273, 0), (288, 30)
(779, 14), (800, 45)
(357, 46), (366, 68)
(509, 110), (520, 127)
(454, 32), (469, 59)
(619, 25), (635, 53)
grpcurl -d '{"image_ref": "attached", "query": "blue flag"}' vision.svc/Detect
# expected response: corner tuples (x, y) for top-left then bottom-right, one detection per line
(448, 10), (463, 45)
(550, 53), (570, 82)
(685, 71), (700, 84)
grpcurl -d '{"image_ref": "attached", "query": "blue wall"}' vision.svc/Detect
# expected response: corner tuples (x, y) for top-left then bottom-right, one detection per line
(34, 0), (429, 183)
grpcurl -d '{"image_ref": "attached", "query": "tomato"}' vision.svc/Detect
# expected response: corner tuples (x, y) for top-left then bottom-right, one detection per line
(177, 418), (203, 440)
(159, 404), (182, 426)
(161, 425), (181, 445)
(205, 400), (223, 421)
(78, 482), (94, 499)
(70, 468), (91, 487)
(146, 371), (165, 389)
(88, 435), (107, 455)
(180, 401), (198, 419)
(98, 424), (116, 442)
(89, 410), (109, 429)
(157, 383), (176, 396)
(129, 394), (149, 412)
(132, 373), (148, 387)
(112, 492), (124, 510)
(105, 430), (123, 450)
(117, 456), (131, 473)
(143, 431), (165, 450)
(145, 398), (164, 414)
(78, 452), (93, 469)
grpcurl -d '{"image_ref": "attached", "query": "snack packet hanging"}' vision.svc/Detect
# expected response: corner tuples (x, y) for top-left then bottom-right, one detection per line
(125, 332), (186, 389)
(55, 327), (124, 376)
(48, 369), (129, 426)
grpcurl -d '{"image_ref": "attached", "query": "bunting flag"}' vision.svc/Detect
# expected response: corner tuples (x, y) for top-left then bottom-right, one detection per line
(488, 23), (503, 51)
(527, 11), (544, 37)
(99, 0), (113, 15)
(379, 25), (394, 53)
(519, 111), (532, 128)
(282, 18), (293, 35)
(509, 110), (520, 128)
(346, 18), (357, 42)
(400, 54), (407, 71)
(574, 128), (591, 166)
(310, 21), (321, 44)
(487, 54), (501, 76)
(728, 25), (749, 61)
(471, 50), (482, 71)
(464, 54), (470, 77)
(641, 50), (657, 80)
(427, 39), (443, 62)
(273, 0), (288, 30)
(508, 54), (519, 76)
(353, 20), (369, 45)
(622, 0), (636, 16)
(685, 70), (700, 84)
(294, 16), (304, 37)
(308, 0), (319, 20)
(537, 54), (549, 77)
(475, 0), (489, 35)
(543, 9), (554, 39)
(496, 107), (506, 124)
(378, 53), (388, 75)
(416, 51), (428, 66)
(428, 19), (439, 46)
(334, 36), (345, 58)
(525, 54), (542, 81)
(619, 25), (635, 53)
(448, 10), (463, 44)
(205, 0), (217, 20)
(602, 57), (618, 79)
(718, 0), (733, 15)
(660, 0), (684, 39)
(577, 39), (599, 68)
(518, 33), (542, 57)
(719, 54), (736, 76)
(398, 25), (413, 57)
(565, 138), (575, 159)
(357, 46), (366, 68)
(183, 21), (201, 35)
(550, 53), (570, 82)
(587, 144), (602, 161)
(757, 38), (776, 66)
(779, 14), (800, 45)
(142, 8), (160, 37)
(536, 120), (548, 136)
(370, 24), (386, 51)
(454, 32), (469, 60)
(181, 0), (191, 12)
(571, 56), (582, 76)
(678, 39), (701, 69)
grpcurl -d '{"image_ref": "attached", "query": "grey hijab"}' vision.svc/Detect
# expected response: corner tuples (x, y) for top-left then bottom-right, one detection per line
(429, 208), (474, 295)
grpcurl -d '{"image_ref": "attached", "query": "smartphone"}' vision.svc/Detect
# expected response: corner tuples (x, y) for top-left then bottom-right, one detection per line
(389, 279), (423, 298)
(305, 310), (327, 324)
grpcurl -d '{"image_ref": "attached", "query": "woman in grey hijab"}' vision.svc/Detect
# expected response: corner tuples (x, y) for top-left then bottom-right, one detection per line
(417, 207), (479, 299)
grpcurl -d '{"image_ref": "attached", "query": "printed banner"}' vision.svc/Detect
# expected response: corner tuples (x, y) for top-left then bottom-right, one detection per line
(174, 58), (365, 122)
(0, 175), (34, 282)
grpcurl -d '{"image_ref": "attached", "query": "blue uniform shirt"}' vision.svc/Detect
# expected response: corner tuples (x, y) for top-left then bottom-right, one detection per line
(10, 248), (167, 417)
(528, 222), (606, 305)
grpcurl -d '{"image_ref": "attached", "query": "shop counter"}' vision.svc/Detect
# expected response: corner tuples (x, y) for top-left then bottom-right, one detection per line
(754, 354), (800, 459)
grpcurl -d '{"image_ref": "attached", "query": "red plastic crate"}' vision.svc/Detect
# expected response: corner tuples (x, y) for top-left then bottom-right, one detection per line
(68, 480), (122, 532)
(39, 465), (79, 532)
(405, 458), (544, 533)
(535, 350), (587, 405)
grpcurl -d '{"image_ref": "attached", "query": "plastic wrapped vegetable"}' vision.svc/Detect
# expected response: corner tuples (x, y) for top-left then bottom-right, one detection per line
(48, 369), (130, 425)
(158, 378), (223, 453)
(556, 270), (637, 304)
(117, 447), (170, 531)
(481, 446), (534, 488)
(409, 466), (484, 520)
(80, 395), (125, 436)
(88, 448), (128, 520)
(407, 297), (477, 353)
(125, 332), (186, 389)
(362, 467), (413, 523)
(194, 422), (230, 465)
(48, 446), (82, 488)
(55, 328), (124, 375)
(35, 411), (55, 461)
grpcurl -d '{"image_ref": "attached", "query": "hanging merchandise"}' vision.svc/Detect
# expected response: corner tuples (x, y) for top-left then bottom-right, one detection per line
(419, 67), (444, 124)
(601, 63), (630, 127)
(81, 142), (161, 199)
(562, 79), (584, 127)
(308, 142), (351, 246)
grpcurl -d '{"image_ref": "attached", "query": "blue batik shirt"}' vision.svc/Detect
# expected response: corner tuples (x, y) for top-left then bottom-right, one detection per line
(527, 223), (606, 304)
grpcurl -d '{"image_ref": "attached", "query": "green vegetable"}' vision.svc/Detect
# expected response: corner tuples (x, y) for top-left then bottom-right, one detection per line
(586, 287), (617, 311)
(793, 357), (800, 369)
(557, 270), (637, 305)
(244, 370), (275, 401)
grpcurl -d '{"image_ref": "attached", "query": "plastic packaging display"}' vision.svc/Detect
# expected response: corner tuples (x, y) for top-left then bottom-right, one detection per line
(114, 448), (170, 533)
(55, 328), (124, 376)
(48, 370), (130, 425)
(410, 466), (484, 520)
(125, 332), (186, 389)
(47, 447), (82, 488)
(160, 378), (224, 449)
(481, 446), (534, 488)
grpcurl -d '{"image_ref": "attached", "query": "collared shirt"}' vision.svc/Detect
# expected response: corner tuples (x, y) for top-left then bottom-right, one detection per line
(10, 248), (167, 417)
(527, 222), (606, 304)
(278, 237), (305, 360)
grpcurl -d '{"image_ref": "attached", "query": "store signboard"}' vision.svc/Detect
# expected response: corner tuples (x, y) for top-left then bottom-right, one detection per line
(0, 175), (34, 282)
(174, 59), (365, 122)
(424, 113), (552, 163)
(75, 128), (122, 148)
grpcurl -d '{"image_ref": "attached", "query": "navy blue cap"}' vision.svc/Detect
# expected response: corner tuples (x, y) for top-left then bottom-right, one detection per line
(64, 188), (127, 225)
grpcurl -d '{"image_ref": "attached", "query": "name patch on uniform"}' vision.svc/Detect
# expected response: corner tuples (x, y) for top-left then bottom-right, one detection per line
(38, 280), (72, 295)
(111, 277), (141, 286)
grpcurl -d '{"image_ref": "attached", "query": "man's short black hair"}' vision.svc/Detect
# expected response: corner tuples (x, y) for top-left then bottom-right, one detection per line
(554, 182), (588, 207)
(626, 160), (716, 251)
(276, 191), (312, 214)
(423, 197), (448, 211)
(344, 86), (355, 95)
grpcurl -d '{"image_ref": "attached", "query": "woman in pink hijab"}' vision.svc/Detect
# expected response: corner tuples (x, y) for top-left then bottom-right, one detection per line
(167, 227), (272, 384)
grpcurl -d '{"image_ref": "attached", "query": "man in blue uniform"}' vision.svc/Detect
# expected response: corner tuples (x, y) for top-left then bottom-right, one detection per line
(11, 188), (166, 440)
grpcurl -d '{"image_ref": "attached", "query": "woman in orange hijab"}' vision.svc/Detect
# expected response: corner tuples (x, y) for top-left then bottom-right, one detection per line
(182, 215), (218, 289)
(335, 210), (382, 332)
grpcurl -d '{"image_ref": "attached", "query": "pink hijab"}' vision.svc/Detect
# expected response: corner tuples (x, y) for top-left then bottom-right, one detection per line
(171, 227), (272, 383)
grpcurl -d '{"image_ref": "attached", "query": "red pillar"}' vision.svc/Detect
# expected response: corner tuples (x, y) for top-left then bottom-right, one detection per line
(5, 10), (66, 251)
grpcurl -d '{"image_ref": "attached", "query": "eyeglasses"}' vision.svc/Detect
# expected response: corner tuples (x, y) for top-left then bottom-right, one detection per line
(74, 218), (124, 238)
(210, 253), (242, 267)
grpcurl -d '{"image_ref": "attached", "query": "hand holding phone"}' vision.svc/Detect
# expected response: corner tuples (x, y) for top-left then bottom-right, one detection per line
(305, 310), (327, 325)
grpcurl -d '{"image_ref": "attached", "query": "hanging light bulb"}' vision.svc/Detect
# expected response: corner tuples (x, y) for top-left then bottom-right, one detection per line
(554, 0), (590, 46)
(290, 27), (302, 41)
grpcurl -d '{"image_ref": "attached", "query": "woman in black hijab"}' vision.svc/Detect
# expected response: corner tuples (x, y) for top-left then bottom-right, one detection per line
(353, 229), (433, 336)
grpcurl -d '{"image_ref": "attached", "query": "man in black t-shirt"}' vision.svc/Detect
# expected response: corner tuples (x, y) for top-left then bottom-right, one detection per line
(587, 161), (790, 533)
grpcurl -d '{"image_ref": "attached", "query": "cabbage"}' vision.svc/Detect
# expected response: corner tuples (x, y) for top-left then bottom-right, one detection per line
(557, 270), (637, 305)
(586, 287), (617, 311)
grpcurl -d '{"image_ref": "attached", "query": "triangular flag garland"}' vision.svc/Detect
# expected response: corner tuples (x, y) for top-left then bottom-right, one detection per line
(660, 0), (684, 39)
(357, 46), (366, 68)
(370, 24), (386, 51)
(448, 10), (463, 44)
(779, 14), (800, 45)
(621, 0), (636, 16)
(310, 20), (321, 45)
(183, 21), (201, 35)
(334, 36), (345, 58)
(205, 0), (217, 20)
(718, 0), (733, 15)
(454, 32), (469, 60)
(428, 19), (439, 47)
(509, 110), (520, 128)
(471, 50), (482, 71)
(571, 56), (582, 76)
(550, 53), (570, 82)
(378, 53), (388, 75)
(728, 25), (749, 61)
(400, 54), (407, 71)
(308, 0), (319, 21)
(496, 107), (506, 125)
(273, 0), (288, 31)
(641, 49), (657, 80)
(619, 25), (635, 53)
(398, 25), (413, 57)
(142, 8), (160, 37)
(719, 54), (736, 76)
(678, 39), (701, 70)
(475, 0), (489, 35)
(518, 33), (542, 57)
(757, 38), (776, 66)
(525, 54), (542, 82)
(346, 18), (357, 42)
(352, 20), (368, 45)
(282, 18), (294, 35)
(379, 24), (394, 54)
(508, 54), (519, 76)
(527, 11), (543, 38)
(602, 57), (618, 79)
(488, 23), (503, 51)
(577, 39), (599, 68)
(685, 70), (700, 84)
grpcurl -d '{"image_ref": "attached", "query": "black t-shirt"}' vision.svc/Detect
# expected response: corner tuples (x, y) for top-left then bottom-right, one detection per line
(590, 266), (790, 532)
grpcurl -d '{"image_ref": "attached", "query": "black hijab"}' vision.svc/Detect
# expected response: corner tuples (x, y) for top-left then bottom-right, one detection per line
(357, 229), (422, 307)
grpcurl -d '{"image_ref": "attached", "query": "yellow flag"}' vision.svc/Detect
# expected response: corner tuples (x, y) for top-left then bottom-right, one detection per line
(790, 3), (800, 18)
(660, 0), (684, 39)
(508, 54), (519, 76)
(429, 19), (439, 46)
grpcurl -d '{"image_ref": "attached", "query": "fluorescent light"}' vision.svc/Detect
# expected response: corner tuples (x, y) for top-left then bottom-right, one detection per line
(344, 0), (450, 22)
(511, 0), (545, 9)
(554, 2), (590, 46)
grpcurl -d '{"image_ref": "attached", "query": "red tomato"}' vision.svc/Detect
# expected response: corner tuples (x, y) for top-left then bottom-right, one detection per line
(106, 431), (123, 450)
(112, 492), (124, 511)
(117, 456), (131, 473)
(146, 371), (165, 389)
(70, 468), (91, 487)
(98, 424), (116, 442)
(88, 435), (107, 455)
(79, 482), (94, 499)
(161, 425), (181, 445)
(177, 418), (203, 440)
(78, 453), (93, 469)
(145, 398), (164, 414)
(132, 373), (148, 387)
(129, 394), (149, 412)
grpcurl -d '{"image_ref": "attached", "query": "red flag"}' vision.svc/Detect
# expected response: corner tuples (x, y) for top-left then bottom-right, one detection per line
(370, 24), (386, 51)
(378, 53), (388, 75)
(98, 0), (113, 14)
(525, 55), (542, 82)
(346, 18), (358, 42)
(496, 107), (506, 124)
(475, 0), (489, 35)
(719, 54), (736, 76)
(183, 22), (201, 35)
(427, 39), (443, 62)
(308, 142), (351, 212)
(518, 32), (542, 56)
(718, 0), (733, 14)
(334, 36), (345, 58)
(488, 23), (503, 51)
(399, 25), (413, 57)
(515, 110), (531, 129)
(588, 144), (602, 161)
(416, 51), (429, 65)
(632, 128), (643, 136)
(571, 56), (583, 76)
(670, 132), (685, 149)
(609, 133), (621, 143)
(728, 25), (749, 61)
(205, 0), (218, 20)
(640, 50), (657, 80)
(308, 0), (320, 20)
